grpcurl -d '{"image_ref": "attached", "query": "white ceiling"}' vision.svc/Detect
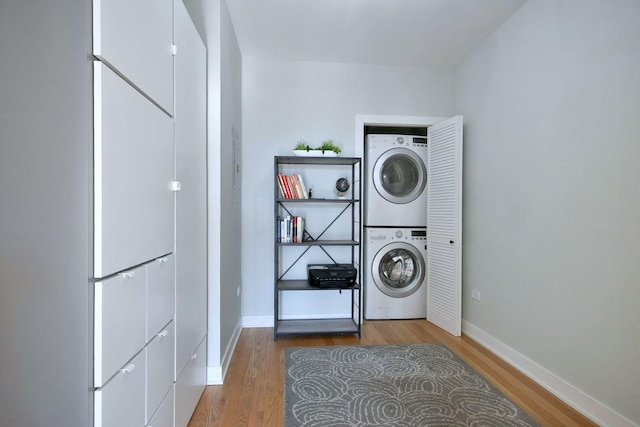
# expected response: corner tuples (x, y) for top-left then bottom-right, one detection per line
(225, 0), (527, 67)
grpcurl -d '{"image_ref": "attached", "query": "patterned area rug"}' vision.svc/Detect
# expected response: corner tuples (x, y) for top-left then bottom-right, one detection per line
(284, 343), (539, 427)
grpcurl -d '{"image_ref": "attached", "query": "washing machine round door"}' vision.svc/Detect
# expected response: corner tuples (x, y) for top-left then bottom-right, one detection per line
(372, 242), (425, 298)
(373, 148), (427, 204)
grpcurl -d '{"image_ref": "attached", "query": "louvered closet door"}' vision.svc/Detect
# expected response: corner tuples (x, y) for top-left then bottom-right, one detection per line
(427, 115), (463, 336)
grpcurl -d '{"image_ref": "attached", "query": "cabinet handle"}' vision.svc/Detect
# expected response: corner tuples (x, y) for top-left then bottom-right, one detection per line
(450, 240), (454, 244)
(157, 257), (168, 263)
(158, 330), (169, 338)
(120, 363), (135, 374)
(119, 271), (136, 279)
(191, 354), (198, 360)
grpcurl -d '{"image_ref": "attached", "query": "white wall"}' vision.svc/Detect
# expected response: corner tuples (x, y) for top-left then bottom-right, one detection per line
(218, 0), (243, 364)
(0, 0), (91, 425)
(453, 0), (640, 424)
(241, 58), (452, 321)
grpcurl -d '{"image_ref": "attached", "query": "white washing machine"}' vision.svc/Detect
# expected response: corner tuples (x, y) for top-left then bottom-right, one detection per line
(364, 134), (428, 227)
(364, 227), (427, 319)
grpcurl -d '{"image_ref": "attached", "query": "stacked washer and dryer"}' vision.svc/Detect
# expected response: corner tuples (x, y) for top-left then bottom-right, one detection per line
(363, 134), (429, 320)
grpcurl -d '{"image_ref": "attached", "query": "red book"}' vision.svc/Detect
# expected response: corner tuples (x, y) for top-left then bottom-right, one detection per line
(276, 173), (286, 198)
(292, 174), (301, 199)
(292, 216), (297, 243)
(287, 175), (298, 199)
(278, 173), (291, 198)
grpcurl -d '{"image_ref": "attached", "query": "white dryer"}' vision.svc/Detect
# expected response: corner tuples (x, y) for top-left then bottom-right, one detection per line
(364, 134), (428, 227)
(364, 227), (427, 319)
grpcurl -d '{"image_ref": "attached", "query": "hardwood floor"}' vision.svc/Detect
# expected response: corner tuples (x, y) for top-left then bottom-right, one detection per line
(187, 320), (596, 426)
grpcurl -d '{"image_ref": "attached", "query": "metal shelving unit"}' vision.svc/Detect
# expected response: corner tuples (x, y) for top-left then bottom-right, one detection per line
(273, 156), (362, 340)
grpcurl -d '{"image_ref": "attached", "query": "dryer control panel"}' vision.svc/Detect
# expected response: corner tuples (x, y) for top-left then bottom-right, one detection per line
(393, 136), (427, 147)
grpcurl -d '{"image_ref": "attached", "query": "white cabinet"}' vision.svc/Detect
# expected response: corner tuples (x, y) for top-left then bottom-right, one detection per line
(174, 0), (208, 395)
(95, 350), (146, 427)
(146, 321), (175, 424)
(148, 387), (175, 427)
(147, 256), (175, 342)
(94, 260), (176, 426)
(92, 2), (207, 426)
(175, 337), (206, 427)
(93, 0), (174, 114)
(94, 265), (146, 387)
(94, 64), (174, 279)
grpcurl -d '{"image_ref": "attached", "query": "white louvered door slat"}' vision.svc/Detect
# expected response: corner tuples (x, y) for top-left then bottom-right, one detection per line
(427, 115), (463, 336)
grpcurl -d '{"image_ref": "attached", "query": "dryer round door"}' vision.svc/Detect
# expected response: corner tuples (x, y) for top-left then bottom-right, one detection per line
(372, 147), (427, 204)
(372, 242), (425, 298)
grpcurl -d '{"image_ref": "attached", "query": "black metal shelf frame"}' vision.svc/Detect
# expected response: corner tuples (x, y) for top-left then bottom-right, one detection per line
(273, 156), (362, 340)
(276, 201), (356, 279)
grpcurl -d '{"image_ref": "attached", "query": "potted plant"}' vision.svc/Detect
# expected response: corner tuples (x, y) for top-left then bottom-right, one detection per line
(292, 141), (315, 157)
(316, 139), (341, 156)
(292, 139), (342, 157)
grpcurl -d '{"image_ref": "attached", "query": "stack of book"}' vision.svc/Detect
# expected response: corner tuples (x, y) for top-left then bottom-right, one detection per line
(277, 215), (304, 243)
(277, 172), (308, 199)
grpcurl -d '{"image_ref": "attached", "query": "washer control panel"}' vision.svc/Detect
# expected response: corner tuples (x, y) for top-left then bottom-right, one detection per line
(367, 228), (427, 242)
(388, 228), (427, 241)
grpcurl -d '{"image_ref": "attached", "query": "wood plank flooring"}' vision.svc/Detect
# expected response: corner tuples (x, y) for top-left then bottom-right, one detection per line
(187, 320), (596, 426)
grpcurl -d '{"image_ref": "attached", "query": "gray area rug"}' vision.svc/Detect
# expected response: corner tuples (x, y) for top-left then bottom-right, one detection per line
(284, 343), (539, 427)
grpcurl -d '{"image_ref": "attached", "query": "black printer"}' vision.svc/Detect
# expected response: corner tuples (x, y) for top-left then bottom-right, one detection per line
(307, 264), (357, 288)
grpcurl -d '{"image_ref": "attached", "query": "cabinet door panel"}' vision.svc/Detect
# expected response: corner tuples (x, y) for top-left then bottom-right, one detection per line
(95, 350), (146, 427)
(94, 64), (174, 279)
(175, 337), (206, 427)
(147, 386), (174, 427)
(94, 265), (146, 387)
(147, 255), (175, 341)
(146, 322), (175, 424)
(93, 0), (173, 113)
(175, 0), (208, 374)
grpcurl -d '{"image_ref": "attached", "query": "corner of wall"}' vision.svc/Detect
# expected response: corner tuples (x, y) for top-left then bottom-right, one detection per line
(208, 316), (243, 385)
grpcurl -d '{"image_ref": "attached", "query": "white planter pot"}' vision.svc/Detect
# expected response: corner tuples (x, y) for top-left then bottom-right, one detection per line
(292, 150), (339, 157)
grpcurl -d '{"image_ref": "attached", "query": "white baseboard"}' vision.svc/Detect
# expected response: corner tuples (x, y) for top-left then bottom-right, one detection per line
(462, 320), (637, 427)
(242, 315), (273, 328)
(206, 366), (222, 385)
(217, 317), (638, 425)
(206, 318), (243, 385)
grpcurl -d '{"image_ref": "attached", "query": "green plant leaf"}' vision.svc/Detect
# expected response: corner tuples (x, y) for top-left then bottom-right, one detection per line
(316, 139), (341, 153)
